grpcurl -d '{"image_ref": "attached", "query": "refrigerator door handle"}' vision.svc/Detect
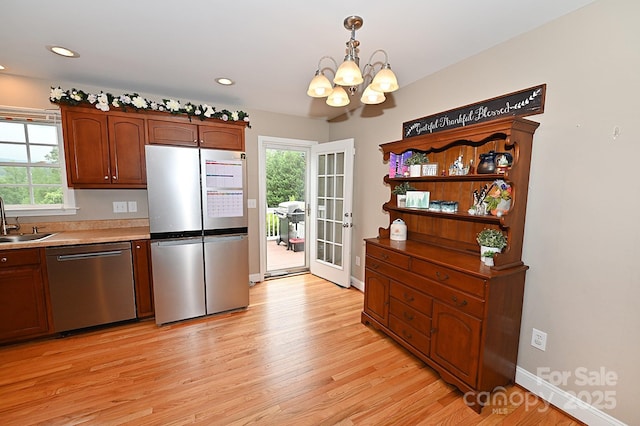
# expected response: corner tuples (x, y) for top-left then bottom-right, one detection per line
(204, 235), (246, 243)
(154, 238), (202, 247)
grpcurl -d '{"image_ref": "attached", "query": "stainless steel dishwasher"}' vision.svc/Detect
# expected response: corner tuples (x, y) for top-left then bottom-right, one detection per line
(46, 242), (137, 333)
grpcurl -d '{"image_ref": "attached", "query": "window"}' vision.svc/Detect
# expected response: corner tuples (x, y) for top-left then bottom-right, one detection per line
(0, 107), (75, 216)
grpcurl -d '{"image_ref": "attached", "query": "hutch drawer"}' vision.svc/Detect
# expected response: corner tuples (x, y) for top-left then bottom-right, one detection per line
(389, 298), (431, 335)
(389, 281), (432, 316)
(366, 245), (410, 269)
(389, 315), (430, 355)
(410, 258), (486, 298)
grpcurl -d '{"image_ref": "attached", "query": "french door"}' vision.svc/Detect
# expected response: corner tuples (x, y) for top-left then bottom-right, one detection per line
(309, 139), (354, 288)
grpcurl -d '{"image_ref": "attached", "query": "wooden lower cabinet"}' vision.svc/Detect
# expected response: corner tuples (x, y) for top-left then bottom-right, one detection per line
(362, 240), (526, 412)
(132, 239), (154, 319)
(0, 248), (52, 343)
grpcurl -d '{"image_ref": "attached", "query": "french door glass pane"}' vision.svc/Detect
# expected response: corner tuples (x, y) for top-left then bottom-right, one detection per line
(315, 151), (345, 267)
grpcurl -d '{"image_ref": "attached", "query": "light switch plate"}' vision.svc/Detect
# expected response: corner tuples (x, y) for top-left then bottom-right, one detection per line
(247, 198), (257, 209)
(128, 201), (138, 212)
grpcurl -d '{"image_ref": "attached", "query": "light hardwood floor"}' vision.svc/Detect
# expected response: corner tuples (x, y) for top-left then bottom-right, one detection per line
(0, 274), (582, 425)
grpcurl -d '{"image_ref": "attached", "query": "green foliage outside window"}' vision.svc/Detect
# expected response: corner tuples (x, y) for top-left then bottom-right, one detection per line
(265, 149), (305, 207)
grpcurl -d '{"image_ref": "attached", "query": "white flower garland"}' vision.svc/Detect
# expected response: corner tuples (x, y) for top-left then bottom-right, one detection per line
(49, 87), (250, 126)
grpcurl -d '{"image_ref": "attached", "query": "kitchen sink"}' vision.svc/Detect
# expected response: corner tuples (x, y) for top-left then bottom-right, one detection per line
(0, 233), (55, 243)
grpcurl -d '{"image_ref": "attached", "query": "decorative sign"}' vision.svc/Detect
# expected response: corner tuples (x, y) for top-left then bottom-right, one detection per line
(402, 84), (546, 139)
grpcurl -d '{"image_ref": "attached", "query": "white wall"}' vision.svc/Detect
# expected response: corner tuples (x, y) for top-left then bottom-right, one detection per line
(330, 0), (638, 423)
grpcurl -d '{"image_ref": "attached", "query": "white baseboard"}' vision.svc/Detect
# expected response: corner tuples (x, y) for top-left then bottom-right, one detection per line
(515, 366), (626, 426)
(350, 276), (364, 292)
(249, 273), (262, 285)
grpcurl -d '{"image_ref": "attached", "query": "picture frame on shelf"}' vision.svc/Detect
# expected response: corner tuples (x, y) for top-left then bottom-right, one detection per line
(405, 191), (430, 208)
(421, 163), (438, 176)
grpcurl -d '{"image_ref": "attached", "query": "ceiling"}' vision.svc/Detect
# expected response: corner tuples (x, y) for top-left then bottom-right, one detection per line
(1, 0), (595, 120)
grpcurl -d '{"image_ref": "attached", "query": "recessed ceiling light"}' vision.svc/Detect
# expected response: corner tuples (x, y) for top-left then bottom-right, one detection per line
(46, 45), (80, 58)
(215, 77), (234, 86)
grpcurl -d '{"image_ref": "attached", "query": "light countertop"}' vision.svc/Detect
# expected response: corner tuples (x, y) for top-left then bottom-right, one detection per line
(0, 224), (150, 251)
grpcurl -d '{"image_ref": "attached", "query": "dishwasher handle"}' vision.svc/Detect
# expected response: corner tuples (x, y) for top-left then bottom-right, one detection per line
(55, 250), (124, 261)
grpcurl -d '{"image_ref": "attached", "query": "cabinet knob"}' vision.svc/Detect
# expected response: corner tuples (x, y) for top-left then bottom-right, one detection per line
(451, 295), (468, 307)
(403, 312), (414, 321)
(135, 245), (141, 249)
(104, 176), (109, 180)
(1, 257), (7, 263)
(402, 330), (413, 339)
(381, 254), (389, 260)
(403, 293), (414, 302)
(430, 328), (437, 335)
(112, 176), (117, 180)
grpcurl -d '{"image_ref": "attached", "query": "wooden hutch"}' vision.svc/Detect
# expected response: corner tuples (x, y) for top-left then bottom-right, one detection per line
(361, 116), (539, 412)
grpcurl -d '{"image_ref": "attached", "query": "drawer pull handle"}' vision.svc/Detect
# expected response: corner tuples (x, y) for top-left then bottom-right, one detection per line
(403, 330), (413, 339)
(381, 254), (389, 260)
(452, 295), (468, 307)
(371, 263), (380, 269)
(403, 312), (414, 321)
(403, 293), (414, 302)
(435, 271), (449, 281)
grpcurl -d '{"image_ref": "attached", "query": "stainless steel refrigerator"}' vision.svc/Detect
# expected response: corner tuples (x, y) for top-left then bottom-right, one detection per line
(145, 145), (249, 325)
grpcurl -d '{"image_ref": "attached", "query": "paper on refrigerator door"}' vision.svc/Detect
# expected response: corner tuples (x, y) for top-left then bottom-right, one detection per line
(206, 190), (243, 218)
(205, 160), (243, 188)
(204, 159), (244, 218)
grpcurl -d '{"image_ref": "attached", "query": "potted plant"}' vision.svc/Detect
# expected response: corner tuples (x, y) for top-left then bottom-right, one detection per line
(476, 228), (507, 265)
(392, 182), (416, 207)
(404, 152), (428, 177)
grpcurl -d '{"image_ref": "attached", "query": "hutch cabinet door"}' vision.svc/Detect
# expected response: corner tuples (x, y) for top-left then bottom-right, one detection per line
(430, 300), (482, 387)
(364, 269), (390, 326)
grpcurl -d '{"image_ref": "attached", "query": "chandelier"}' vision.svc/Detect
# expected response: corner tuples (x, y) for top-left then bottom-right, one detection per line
(306, 15), (399, 107)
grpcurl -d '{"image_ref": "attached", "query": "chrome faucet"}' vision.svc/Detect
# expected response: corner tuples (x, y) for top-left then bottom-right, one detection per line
(0, 196), (20, 236)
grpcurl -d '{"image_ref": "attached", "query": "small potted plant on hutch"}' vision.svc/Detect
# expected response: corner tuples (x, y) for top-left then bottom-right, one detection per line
(391, 181), (416, 208)
(404, 152), (428, 177)
(476, 228), (507, 266)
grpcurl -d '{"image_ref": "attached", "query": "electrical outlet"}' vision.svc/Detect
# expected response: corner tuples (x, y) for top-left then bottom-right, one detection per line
(128, 201), (138, 212)
(531, 328), (547, 351)
(355, 256), (361, 266)
(113, 201), (127, 213)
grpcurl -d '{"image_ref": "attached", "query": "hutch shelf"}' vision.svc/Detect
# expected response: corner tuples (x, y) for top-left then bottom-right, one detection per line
(361, 116), (539, 412)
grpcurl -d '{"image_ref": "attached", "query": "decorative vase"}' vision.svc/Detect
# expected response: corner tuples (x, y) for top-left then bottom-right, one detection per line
(397, 194), (407, 208)
(489, 198), (511, 217)
(409, 164), (421, 177)
(480, 245), (501, 263)
(483, 257), (494, 266)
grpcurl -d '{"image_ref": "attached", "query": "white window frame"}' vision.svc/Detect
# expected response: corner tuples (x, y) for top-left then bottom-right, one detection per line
(0, 106), (76, 217)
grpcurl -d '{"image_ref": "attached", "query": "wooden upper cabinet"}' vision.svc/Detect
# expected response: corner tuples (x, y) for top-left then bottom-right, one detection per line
(108, 116), (147, 186)
(198, 121), (245, 151)
(148, 118), (245, 151)
(61, 107), (147, 188)
(63, 109), (110, 186)
(147, 119), (198, 146)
